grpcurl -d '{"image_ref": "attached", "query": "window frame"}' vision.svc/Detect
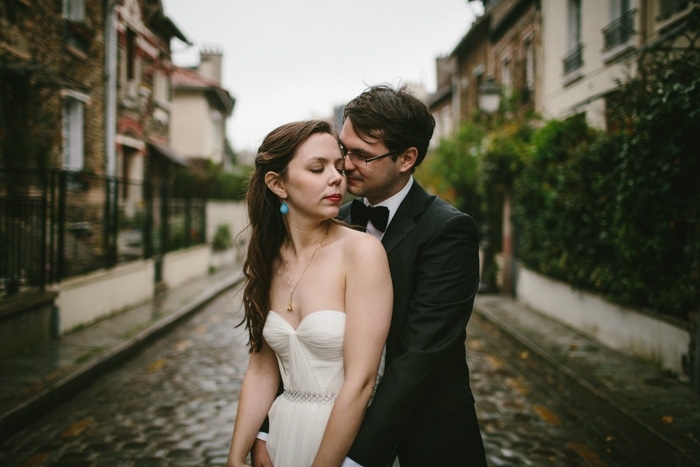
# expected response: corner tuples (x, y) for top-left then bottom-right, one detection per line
(62, 90), (90, 171)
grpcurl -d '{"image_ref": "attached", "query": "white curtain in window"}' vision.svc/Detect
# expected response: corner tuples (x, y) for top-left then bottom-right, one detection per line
(63, 98), (85, 171)
(63, 0), (85, 21)
(525, 40), (535, 89)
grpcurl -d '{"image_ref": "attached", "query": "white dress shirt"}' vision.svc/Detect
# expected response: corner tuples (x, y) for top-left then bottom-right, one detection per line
(363, 176), (413, 240)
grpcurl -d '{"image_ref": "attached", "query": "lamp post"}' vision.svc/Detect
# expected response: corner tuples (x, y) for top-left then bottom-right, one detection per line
(478, 75), (502, 115)
(477, 76), (502, 294)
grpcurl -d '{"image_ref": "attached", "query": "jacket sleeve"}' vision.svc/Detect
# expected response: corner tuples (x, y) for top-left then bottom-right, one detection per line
(347, 212), (480, 466)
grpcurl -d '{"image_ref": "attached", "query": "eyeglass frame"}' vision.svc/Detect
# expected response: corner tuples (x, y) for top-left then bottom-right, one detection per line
(339, 143), (402, 166)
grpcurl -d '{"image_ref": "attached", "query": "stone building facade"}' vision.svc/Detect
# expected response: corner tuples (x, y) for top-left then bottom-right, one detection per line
(0, 0), (106, 173)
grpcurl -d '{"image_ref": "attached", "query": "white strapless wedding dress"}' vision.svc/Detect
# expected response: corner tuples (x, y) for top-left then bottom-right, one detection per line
(262, 310), (382, 467)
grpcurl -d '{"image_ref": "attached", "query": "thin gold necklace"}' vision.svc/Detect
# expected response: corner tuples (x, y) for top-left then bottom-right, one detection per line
(283, 224), (329, 312)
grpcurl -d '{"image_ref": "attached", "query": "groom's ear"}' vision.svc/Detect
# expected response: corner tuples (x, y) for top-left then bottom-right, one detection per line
(398, 147), (418, 173)
(265, 171), (286, 198)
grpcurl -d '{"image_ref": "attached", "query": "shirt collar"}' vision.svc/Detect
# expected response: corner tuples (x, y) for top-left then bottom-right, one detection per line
(363, 176), (413, 239)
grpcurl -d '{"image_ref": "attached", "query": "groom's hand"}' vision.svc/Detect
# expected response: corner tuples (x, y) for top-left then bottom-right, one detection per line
(251, 439), (272, 467)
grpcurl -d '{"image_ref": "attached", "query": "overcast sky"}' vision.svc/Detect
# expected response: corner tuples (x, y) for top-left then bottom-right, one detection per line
(163, 0), (484, 154)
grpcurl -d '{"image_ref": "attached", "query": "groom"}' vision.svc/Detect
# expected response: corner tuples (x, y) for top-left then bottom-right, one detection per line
(336, 84), (487, 466)
(252, 84), (486, 466)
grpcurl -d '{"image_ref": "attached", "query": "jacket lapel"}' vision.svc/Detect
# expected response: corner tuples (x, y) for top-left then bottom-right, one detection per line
(381, 182), (428, 254)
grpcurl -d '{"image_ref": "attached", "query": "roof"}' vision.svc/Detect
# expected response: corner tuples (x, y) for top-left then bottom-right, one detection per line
(159, 16), (189, 45)
(171, 67), (235, 116)
(425, 85), (453, 109)
(147, 141), (189, 167)
(146, 0), (190, 44)
(171, 66), (220, 88)
(452, 13), (491, 58)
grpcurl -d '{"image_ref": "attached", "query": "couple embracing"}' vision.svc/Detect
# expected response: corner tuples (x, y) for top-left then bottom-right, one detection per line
(227, 85), (487, 467)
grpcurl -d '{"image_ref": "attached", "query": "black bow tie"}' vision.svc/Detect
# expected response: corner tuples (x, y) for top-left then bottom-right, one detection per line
(350, 199), (389, 232)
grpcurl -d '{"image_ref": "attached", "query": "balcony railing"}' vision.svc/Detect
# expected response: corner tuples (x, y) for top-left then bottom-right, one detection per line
(563, 43), (584, 76)
(603, 9), (637, 50)
(657, 0), (689, 21)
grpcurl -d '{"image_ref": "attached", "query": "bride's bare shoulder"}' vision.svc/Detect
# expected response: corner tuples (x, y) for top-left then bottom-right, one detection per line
(335, 224), (384, 258)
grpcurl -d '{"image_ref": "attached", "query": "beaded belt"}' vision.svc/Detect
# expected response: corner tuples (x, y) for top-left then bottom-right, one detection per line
(282, 388), (337, 404)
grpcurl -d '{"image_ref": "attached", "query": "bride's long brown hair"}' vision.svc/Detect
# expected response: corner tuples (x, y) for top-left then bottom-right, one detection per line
(242, 119), (335, 352)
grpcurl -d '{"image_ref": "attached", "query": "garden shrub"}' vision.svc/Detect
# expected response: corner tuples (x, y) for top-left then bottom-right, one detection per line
(514, 49), (699, 319)
(212, 224), (233, 251)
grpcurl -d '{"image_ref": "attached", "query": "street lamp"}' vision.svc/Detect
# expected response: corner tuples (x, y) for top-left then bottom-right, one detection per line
(478, 75), (502, 114)
(477, 75), (502, 294)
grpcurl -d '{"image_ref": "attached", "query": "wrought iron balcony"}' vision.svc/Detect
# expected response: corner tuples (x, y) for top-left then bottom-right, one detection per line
(603, 8), (637, 50)
(563, 43), (584, 76)
(657, 0), (690, 21)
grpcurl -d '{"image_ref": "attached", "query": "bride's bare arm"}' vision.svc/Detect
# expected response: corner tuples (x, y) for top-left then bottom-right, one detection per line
(227, 340), (280, 467)
(312, 234), (393, 467)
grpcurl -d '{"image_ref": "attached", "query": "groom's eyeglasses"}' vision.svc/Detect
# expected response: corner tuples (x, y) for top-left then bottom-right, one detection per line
(339, 144), (400, 166)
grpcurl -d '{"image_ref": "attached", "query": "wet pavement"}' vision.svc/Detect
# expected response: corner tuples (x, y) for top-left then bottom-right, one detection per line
(471, 312), (650, 466)
(1, 264), (699, 466)
(475, 295), (700, 466)
(0, 286), (247, 466)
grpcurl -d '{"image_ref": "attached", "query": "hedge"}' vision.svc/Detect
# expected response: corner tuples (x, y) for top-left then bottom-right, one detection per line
(514, 51), (699, 320)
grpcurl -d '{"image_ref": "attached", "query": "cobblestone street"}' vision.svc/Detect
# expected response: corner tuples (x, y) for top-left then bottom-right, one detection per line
(0, 287), (673, 466)
(468, 313), (647, 466)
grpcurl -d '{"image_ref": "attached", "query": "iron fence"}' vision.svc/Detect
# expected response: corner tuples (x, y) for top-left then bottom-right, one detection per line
(0, 169), (206, 296)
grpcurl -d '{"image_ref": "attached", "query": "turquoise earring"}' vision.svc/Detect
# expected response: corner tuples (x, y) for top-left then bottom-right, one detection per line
(280, 201), (289, 215)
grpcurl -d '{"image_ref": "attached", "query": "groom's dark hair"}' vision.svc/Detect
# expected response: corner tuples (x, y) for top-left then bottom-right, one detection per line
(343, 84), (435, 168)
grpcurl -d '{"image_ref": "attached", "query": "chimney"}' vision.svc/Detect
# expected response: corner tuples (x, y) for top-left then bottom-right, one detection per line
(199, 47), (223, 83)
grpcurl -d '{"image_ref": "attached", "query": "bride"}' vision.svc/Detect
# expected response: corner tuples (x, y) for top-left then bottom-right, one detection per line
(227, 119), (392, 467)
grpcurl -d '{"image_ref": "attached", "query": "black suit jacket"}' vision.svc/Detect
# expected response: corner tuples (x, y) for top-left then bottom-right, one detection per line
(341, 181), (480, 466)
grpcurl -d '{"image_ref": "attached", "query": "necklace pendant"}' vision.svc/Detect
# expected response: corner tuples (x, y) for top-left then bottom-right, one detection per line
(283, 224), (328, 315)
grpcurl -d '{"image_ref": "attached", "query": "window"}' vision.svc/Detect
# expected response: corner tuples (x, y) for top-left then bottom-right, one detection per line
(610, 0), (631, 20)
(62, 0), (85, 21)
(525, 39), (535, 90)
(153, 68), (169, 105)
(126, 28), (137, 81)
(63, 0), (88, 53)
(501, 58), (512, 96)
(122, 28), (141, 103)
(211, 111), (223, 160)
(564, 0), (584, 76)
(603, 1), (635, 51)
(568, 0), (582, 50)
(522, 39), (535, 103)
(63, 97), (85, 171)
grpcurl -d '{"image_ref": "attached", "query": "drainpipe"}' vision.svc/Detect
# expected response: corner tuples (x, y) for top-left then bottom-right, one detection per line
(104, 0), (118, 266)
(104, 0), (117, 178)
